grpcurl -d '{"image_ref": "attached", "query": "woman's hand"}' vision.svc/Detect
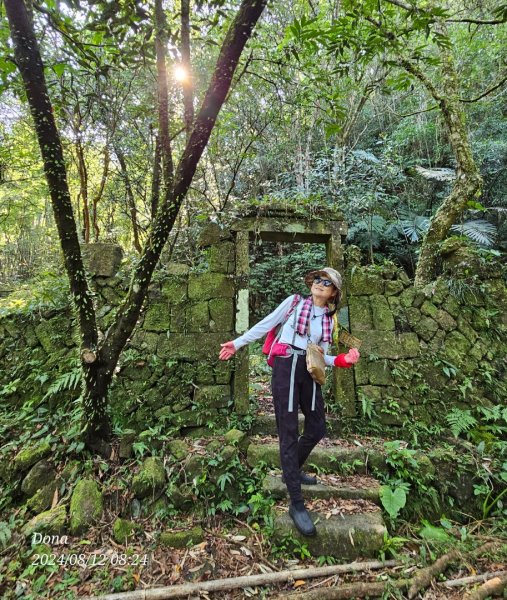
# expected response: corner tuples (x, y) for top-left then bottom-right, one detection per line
(219, 341), (237, 361)
(344, 348), (360, 364)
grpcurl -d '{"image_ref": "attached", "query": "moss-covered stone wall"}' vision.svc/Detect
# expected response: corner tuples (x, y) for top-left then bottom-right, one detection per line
(344, 246), (507, 427)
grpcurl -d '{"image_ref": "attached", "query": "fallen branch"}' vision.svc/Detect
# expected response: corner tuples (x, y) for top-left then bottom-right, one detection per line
(407, 549), (460, 599)
(443, 570), (507, 587)
(408, 541), (502, 599)
(275, 578), (410, 599)
(462, 573), (507, 600)
(80, 559), (400, 600)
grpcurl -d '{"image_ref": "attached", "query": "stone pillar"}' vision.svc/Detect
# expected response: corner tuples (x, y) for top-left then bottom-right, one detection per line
(233, 231), (250, 414)
(326, 229), (356, 417)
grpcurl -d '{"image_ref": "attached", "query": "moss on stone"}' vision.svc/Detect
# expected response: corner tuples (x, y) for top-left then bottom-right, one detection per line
(224, 429), (249, 452)
(194, 385), (230, 409)
(159, 526), (204, 548)
(384, 280), (404, 296)
(413, 316), (439, 342)
(348, 296), (373, 331)
(209, 242), (235, 274)
(21, 460), (56, 497)
(349, 271), (384, 296)
(442, 330), (471, 365)
(186, 302), (210, 332)
(26, 482), (57, 514)
(143, 303), (170, 332)
(209, 298), (234, 331)
(370, 295), (395, 330)
(132, 457), (166, 499)
(112, 518), (137, 544)
(420, 301), (438, 318)
(23, 505), (67, 538)
(368, 360), (393, 385)
(70, 479), (103, 535)
(434, 309), (457, 332)
(34, 317), (70, 353)
(167, 440), (189, 461)
(188, 273), (234, 300)
(161, 277), (188, 304)
(14, 442), (51, 473)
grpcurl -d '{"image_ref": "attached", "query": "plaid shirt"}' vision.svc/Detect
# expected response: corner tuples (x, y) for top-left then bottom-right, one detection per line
(296, 295), (332, 343)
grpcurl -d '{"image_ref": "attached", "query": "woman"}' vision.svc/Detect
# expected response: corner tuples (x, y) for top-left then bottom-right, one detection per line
(219, 267), (360, 536)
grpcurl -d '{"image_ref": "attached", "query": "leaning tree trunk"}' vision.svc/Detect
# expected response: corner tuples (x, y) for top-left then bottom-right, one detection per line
(400, 43), (483, 287)
(6, 0), (267, 456)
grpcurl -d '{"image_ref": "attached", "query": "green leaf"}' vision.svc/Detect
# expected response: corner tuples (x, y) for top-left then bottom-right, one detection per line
(379, 485), (407, 520)
(418, 520), (452, 542)
(53, 63), (66, 77)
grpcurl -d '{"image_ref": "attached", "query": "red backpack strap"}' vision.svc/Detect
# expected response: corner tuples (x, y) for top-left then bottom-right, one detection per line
(285, 293), (301, 318)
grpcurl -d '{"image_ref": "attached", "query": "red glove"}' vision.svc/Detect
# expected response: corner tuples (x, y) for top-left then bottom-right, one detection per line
(334, 348), (360, 368)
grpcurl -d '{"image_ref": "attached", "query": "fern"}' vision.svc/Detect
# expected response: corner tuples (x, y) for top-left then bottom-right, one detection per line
(43, 364), (82, 400)
(445, 408), (478, 438)
(0, 521), (12, 548)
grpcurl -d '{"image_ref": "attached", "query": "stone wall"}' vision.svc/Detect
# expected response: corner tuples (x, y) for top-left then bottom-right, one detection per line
(344, 246), (507, 426)
(0, 234), (506, 436)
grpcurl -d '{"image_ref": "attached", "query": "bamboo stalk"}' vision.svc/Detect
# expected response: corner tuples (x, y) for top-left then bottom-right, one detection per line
(80, 559), (400, 600)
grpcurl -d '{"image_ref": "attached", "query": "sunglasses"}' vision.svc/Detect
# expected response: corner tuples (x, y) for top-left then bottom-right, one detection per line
(313, 276), (334, 287)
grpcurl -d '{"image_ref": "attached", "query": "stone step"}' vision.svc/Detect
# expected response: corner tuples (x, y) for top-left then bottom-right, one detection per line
(273, 508), (387, 560)
(251, 414), (342, 437)
(247, 441), (387, 475)
(262, 474), (381, 504)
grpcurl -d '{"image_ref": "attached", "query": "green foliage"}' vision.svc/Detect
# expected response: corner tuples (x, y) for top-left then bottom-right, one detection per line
(445, 408), (478, 438)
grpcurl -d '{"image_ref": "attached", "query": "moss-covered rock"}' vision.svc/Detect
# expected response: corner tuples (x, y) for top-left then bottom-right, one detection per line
(434, 309), (457, 331)
(348, 296), (373, 331)
(143, 303), (170, 332)
(349, 271), (384, 296)
(26, 482), (57, 514)
(370, 295), (395, 330)
(14, 442), (51, 474)
(158, 526), (204, 548)
(384, 280), (404, 296)
(70, 479), (103, 535)
(188, 273), (234, 300)
(194, 385), (230, 409)
(167, 440), (189, 460)
(34, 317), (71, 353)
(83, 243), (123, 277)
(60, 461), (80, 482)
(23, 505), (67, 538)
(209, 242), (235, 274)
(442, 330), (471, 365)
(21, 460), (56, 497)
(132, 457), (166, 499)
(224, 429), (249, 452)
(186, 302), (210, 332)
(112, 518), (137, 544)
(368, 360), (393, 385)
(413, 316), (439, 342)
(209, 298), (234, 331)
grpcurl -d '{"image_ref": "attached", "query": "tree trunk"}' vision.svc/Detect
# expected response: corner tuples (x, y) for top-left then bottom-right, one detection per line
(151, 135), (162, 218)
(400, 43), (483, 286)
(114, 146), (142, 253)
(101, 0), (268, 370)
(181, 0), (194, 139)
(76, 137), (90, 243)
(92, 145), (110, 242)
(6, 0), (267, 457)
(154, 0), (174, 190)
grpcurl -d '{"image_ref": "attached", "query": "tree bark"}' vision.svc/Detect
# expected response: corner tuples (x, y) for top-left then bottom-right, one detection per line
(92, 145), (110, 242)
(114, 146), (142, 253)
(180, 0), (194, 139)
(150, 135), (162, 218)
(6, 0), (266, 457)
(76, 136), (90, 243)
(154, 0), (174, 189)
(4, 0), (98, 352)
(399, 37), (483, 286)
(100, 0), (267, 371)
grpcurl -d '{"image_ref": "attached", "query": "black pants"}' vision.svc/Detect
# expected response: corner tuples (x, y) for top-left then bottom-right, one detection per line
(271, 351), (326, 504)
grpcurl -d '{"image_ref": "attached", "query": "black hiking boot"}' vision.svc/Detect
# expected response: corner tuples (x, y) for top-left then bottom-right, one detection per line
(282, 471), (318, 485)
(288, 504), (317, 537)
